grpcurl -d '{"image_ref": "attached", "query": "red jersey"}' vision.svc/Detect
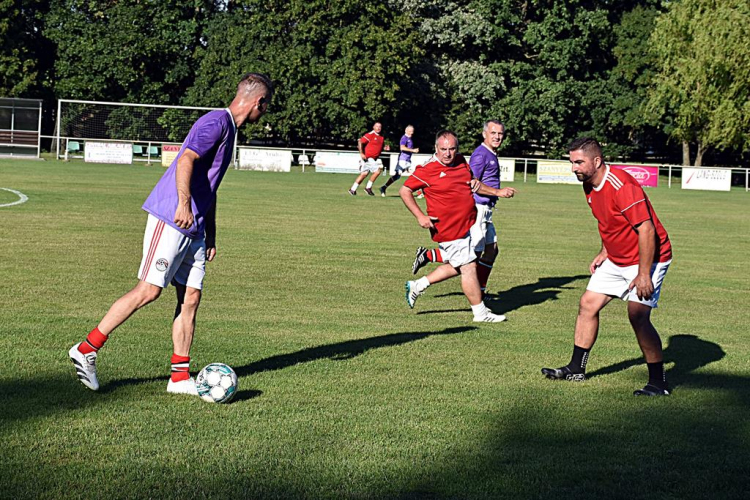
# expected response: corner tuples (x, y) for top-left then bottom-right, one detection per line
(404, 155), (477, 242)
(585, 166), (672, 266)
(360, 131), (384, 159)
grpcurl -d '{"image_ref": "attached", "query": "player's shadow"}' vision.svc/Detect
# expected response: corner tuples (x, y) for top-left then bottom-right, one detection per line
(422, 274), (588, 316)
(231, 326), (475, 378)
(96, 326), (476, 394)
(586, 334), (730, 391)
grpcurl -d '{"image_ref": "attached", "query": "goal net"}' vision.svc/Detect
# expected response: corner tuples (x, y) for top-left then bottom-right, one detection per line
(55, 99), (222, 158)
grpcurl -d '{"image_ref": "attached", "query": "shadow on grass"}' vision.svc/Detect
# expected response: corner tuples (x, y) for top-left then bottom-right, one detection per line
(0, 326), (475, 422)
(586, 334), (727, 391)
(421, 274), (588, 316)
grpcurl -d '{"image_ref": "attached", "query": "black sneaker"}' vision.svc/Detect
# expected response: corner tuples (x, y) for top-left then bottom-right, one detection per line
(412, 247), (429, 275)
(364, 187), (375, 196)
(348, 189), (357, 196)
(380, 186), (387, 197)
(541, 365), (586, 382)
(634, 383), (671, 396)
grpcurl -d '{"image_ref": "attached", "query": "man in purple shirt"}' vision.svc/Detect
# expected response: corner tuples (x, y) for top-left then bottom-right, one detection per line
(69, 73), (273, 396)
(412, 120), (516, 299)
(379, 125), (420, 197)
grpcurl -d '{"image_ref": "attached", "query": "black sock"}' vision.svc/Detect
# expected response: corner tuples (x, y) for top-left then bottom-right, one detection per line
(647, 362), (667, 388)
(567, 345), (590, 373)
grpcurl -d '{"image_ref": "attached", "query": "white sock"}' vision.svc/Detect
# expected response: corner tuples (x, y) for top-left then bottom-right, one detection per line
(366, 181), (374, 189)
(415, 277), (430, 292)
(351, 182), (360, 191)
(471, 302), (489, 317)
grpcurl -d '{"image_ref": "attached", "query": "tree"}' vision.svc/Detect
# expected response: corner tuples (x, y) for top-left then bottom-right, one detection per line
(45, 0), (220, 104)
(0, 0), (53, 97)
(182, 0), (422, 146)
(646, 0), (750, 166)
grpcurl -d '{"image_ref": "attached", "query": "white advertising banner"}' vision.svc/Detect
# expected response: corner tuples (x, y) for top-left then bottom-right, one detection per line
(387, 154), (515, 182)
(238, 148), (292, 172)
(497, 158), (515, 183)
(537, 160), (579, 184)
(314, 152), (361, 174)
(681, 168), (731, 192)
(387, 153), (434, 176)
(84, 141), (133, 164)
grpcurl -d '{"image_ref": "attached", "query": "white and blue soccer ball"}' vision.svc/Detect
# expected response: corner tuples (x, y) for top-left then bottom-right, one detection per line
(196, 363), (238, 403)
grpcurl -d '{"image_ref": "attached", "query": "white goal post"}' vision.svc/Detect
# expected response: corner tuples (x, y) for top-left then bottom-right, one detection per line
(54, 99), (224, 161)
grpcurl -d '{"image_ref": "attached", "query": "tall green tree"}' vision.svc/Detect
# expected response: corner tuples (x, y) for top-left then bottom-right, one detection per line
(646, 0), (750, 165)
(0, 0), (53, 96)
(45, 0), (220, 104)
(184, 0), (423, 146)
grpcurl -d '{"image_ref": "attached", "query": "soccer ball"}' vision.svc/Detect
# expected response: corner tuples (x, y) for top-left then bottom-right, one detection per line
(195, 363), (238, 403)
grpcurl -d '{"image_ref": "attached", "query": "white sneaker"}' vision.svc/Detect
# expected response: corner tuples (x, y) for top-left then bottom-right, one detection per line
(405, 281), (423, 309)
(473, 312), (507, 323)
(167, 377), (199, 396)
(69, 343), (100, 391)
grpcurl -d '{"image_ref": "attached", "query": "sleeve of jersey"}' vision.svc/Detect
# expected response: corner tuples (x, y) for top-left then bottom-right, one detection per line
(617, 184), (651, 227)
(404, 168), (428, 191)
(360, 135), (369, 144)
(469, 152), (485, 179)
(185, 119), (222, 158)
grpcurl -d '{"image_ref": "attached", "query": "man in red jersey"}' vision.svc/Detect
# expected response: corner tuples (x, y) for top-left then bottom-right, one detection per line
(400, 130), (508, 323)
(349, 122), (385, 196)
(542, 137), (673, 396)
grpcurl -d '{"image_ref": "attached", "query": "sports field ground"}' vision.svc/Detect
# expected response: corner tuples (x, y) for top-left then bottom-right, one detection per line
(1, 159), (749, 499)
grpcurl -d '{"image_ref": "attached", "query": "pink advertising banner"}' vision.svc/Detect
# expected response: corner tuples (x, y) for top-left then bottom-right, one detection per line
(611, 164), (659, 187)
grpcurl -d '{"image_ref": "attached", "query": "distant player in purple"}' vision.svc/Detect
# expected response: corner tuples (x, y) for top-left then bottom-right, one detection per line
(412, 121), (516, 299)
(380, 125), (420, 197)
(69, 73), (274, 396)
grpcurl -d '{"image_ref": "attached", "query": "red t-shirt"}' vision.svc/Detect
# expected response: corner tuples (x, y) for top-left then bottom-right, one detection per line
(585, 166), (672, 266)
(360, 132), (384, 159)
(404, 155), (477, 242)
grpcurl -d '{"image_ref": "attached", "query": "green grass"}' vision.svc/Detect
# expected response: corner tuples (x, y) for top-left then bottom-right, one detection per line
(1, 159), (749, 499)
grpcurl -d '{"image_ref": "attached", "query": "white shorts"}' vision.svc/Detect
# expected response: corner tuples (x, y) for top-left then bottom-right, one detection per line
(359, 158), (383, 173)
(394, 159), (412, 175)
(438, 232), (477, 268)
(138, 214), (207, 290)
(586, 258), (671, 308)
(469, 204), (497, 253)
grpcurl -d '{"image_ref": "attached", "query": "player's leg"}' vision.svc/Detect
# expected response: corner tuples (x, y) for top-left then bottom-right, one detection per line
(628, 302), (669, 396)
(542, 290), (613, 381)
(477, 243), (498, 297)
(365, 161), (382, 195)
(406, 263), (457, 308)
(456, 261), (505, 322)
(627, 260), (671, 396)
(349, 170), (369, 195)
(412, 246), (444, 274)
(69, 215), (180, 391)
(166, 238), (207, 396)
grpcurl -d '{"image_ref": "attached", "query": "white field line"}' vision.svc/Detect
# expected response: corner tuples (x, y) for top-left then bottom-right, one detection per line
(0, 188), (29, 207)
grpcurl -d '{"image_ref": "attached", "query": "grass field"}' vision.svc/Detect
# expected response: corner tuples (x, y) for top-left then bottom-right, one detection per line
(1, 159), (749, 499)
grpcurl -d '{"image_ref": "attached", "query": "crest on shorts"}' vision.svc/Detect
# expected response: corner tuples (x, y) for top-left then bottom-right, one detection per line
(155, 258), (169, 272)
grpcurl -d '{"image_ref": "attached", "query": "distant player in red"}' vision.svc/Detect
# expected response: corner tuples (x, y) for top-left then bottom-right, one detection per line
(400, 130), (509, 323)
(349, 122), (385, 196)
(542, 137), (673, 396)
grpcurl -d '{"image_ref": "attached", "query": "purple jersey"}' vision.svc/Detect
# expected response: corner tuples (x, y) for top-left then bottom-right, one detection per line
(470, 143), (501, 206)
(399, 134), (414, 162)
(142, 109), (236, 239)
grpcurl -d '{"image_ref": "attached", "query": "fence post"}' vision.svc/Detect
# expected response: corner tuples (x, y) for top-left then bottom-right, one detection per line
(524, 158), (528, 183)
(668, 165), (672, 188)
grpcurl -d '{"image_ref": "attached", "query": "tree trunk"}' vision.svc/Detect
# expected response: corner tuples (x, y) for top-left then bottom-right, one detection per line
(682, 141), (690, 165)
(695, 142), (707, 167)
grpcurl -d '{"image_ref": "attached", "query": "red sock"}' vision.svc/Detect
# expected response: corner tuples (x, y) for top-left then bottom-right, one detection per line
(477, 260), (493, 292)
(170, 354), (190, 382)
(428, 249), (442, 263)
(78, 327), (108, 354)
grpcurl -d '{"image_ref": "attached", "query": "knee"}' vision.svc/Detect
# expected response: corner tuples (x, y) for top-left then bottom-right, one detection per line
(628, 307), (651, 328)
(135, 283), (162, 305)
(578, 296), (600, 318)
(181, 289), (202, 311)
